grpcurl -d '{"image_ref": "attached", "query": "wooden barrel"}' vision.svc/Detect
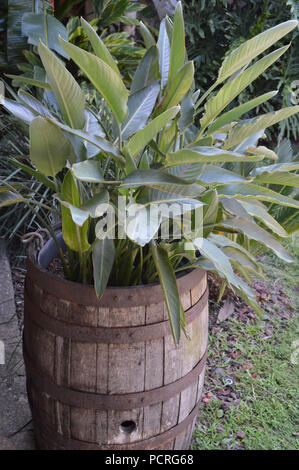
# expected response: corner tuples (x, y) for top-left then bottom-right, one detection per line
(23, 243), (209, 450)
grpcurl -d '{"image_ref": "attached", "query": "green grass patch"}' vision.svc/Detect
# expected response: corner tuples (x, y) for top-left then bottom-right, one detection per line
(192, 235), (299, 450)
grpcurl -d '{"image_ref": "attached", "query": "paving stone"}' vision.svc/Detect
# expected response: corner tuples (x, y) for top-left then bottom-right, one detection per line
(0, 243), (35, 450)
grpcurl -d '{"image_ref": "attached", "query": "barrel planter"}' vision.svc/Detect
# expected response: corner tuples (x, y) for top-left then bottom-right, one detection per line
(23, 239), (209, 450)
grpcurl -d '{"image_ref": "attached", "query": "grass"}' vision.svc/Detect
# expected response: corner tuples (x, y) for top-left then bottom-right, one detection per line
(192, 235), (299, 450)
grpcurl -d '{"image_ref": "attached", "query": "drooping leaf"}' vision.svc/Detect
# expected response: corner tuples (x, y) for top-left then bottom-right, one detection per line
(5, 75), (51, 90)
(120, 169), (196, 189)
(49, 118), (124, 164)
(29, 116), (73, 176)
(207, 91), (278, 136)
(197, 165), (248, 184)
(236, 198), (288, 237)
(151, 243), (181, 344)
(166, 146), (264, 167)
(18, 90), (53, 118)
(220, 217), (293, 262)
(224, 106), (299, 150)
(253, 170), (299, 187)
(93, 237), (115, 298)
(72, 160), (105, 183)
(2, 97), (37, 124)
(219, 183), (299, 208)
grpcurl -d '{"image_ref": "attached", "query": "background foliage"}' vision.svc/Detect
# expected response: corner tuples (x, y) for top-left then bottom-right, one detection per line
(182, 0), (299, 141)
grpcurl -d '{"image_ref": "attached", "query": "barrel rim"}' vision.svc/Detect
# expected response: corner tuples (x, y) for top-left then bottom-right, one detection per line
(27, 243), (206, 307)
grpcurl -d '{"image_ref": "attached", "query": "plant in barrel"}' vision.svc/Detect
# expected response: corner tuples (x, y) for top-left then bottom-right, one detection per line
(1, 2), (299, 344)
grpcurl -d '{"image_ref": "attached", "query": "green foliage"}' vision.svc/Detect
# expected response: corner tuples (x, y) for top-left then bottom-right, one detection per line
(182, 0), (299, 140)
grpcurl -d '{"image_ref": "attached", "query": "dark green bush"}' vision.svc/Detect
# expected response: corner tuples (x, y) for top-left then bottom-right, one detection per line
(183, 0), (299, 140)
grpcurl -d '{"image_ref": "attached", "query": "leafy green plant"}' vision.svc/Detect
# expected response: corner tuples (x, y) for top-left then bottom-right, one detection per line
(1, 2), (299, 344)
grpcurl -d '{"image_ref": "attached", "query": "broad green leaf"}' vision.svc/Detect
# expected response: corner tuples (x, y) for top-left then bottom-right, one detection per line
(221, 197), (252, 219)
(137, 187), (203, 213)
(252, 162), (299, 175)
(151, 243), (181, 344)
(22, 12), (69, 59)
(201, 189), (219, 237)
(253, 170), (299, 187)
(121, 82), (160, 140)
(131, 46), (159, 94)
(93, 238), (115, 298)
(207, 91), (278, 136)
(158, 62), (194, 114)
(220, 217), (293, 263)
(223, 246), (259, 271)
(210, 233), (259, 263)
(168, 2), (185, 84)
(72, 160), (104, 183)
(80, 17), (120, 74)
(237, 198), (288, 237)
(125, 106), (180, 158)
(61, 170), (90, 252)
(166, 146), (264, 167)
(84, 109), (106, 158)
(0, 191), (24, 207)
(55, 195), (89, 226)
(198, 45), (290, 136)
(178, 93), (195, 131)
(59, 37), (128, 124)
(193, 238), (253, 297)
(219, 183), (299, 208)
(224, 106), (299, 149)
(197, 165), (248, 184)
(18, 92), (52, 123)
(2, 97), (37, 124)
(81, 190), (109, 218)
(157, 19), (171, 89)
(217, 20), (298, 83)
(49, 118), (124, 164)
(139, 21), (156, 49)
(126, 204), (161, 246)
(120, 169), (196, 189)
(38, 42), (85, 130)
(30, 116), (73, 176)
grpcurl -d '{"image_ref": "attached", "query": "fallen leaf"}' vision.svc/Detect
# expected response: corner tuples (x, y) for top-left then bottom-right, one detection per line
(217, 300), (235, 323)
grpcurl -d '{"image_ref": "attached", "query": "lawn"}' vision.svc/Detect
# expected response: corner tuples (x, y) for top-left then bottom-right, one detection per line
(192, 235), (299, 450)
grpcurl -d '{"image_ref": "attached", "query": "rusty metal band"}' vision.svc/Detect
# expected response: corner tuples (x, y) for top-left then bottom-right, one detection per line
(30, 400), (200, 450)
(24, 286), (208, 344)
(24, 346), (208, 411)
(26, 248), (206, 307)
